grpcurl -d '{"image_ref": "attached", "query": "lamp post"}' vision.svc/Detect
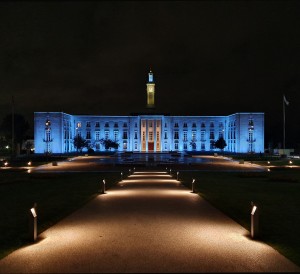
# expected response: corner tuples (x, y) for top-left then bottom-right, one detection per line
(101, 179), (106, 194)
(251, 202), (259, 239)
(192, 178), (195, 193)
(29, 206), (37, 242)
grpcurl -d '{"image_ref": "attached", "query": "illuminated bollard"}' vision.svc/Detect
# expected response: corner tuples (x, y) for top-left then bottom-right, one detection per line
(133, 167), (135, 173)
(29, 206), (37, 242)
(192, 178), (195, 193)
(121, 172), (123, 180)
(177, 171), (179, 181)
(129, 169), (131, 175)
(101, 179), (106, 194)
(251, 202), (259, 239)
(170, 168), (172, 175)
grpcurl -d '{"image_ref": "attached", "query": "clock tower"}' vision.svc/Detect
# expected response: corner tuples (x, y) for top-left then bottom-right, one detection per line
(146, 70), (155, 108)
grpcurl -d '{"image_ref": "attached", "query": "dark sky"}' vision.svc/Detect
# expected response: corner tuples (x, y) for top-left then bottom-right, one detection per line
(0, 0), (300, 148)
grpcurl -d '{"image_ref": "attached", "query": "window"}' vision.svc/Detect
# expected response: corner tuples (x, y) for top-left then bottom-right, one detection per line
(149, 132), (153, 141)
(201, 122), (205, 128)
(95, 122), (100, 128)
(174, 131), (179, 139)
(219, 131), (224, 139)
(183, 131), (187, 141)
(123, 131), (128, 139)
(164, 131), (168, 139)
(114, 122), (118, 128)
(156, 131), (160, 141)
(210, 131), (214, 139)
(105, 130), (109, 139)
(165, 123), (167, 128)
(86, 122), (91, 127)
(135, 123), (137, 128)
(174, 142), (179, 150)
(192, 131), (196, 141)
(174, 122), (179, 128)
(114, 130), (118, 140)
(77, 122), (81, 128)
(201, 130), (205, 141)
(105, 122), (109, 128)
(142, 132), (145, 141)
(192, 123), (196, 128)
(201, 143), (205, 150)
(183, 143), (187, 150)
(123, 142), (127, 150)
(149, 121), (153, 127)
(86, 131), (91, 139)
(142, 121), (146, 127)
(183, 123), (187, 128)
(210, 122), (214, 128)
(123, 122), (127, 128)
(219, 122), (223, 129)
(210, 140), (214, 150)
(95, 131), (100, 141)
(134, 143), (137, 150)
(134, 131), (138, 139)
(156, 120), (160, 127)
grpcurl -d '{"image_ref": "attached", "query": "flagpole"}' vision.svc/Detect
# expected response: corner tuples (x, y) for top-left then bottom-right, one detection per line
(12, 95), (14, 158)
(283, 95), (286, 151)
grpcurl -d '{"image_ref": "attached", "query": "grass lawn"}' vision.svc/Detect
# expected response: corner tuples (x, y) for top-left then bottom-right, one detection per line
(0, 170), (121, 260)
(178, 169), (300, 267)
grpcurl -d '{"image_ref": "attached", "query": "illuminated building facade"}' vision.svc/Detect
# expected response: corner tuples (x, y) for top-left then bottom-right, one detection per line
(34, 71), (264, 154)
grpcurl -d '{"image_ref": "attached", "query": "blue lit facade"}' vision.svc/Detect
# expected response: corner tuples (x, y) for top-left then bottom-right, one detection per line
(34, 71), (264, 154)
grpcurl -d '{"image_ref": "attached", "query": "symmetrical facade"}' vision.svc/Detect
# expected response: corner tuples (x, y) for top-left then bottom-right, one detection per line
(34, 71), (264, 154)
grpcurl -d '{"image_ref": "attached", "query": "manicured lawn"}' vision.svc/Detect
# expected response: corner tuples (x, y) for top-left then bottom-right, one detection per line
(178, 169), (300, 267)
(0, 170), (121, 259)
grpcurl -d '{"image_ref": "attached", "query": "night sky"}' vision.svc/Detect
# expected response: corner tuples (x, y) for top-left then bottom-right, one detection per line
(0, 1), (300, 149)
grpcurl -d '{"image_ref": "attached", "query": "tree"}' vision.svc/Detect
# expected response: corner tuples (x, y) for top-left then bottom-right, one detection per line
(214, 137), (227, 152)
(73, 135), (89, 152)
(99, 138), (119, 150)
(0, 113), (29, 154)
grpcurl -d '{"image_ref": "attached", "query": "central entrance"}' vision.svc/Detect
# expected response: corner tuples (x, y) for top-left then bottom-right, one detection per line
(141, 118), (161, 152)
(148, 142), (154, 151)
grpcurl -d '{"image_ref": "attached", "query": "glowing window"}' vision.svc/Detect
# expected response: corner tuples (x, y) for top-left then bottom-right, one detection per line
(77, 122), (81, 128)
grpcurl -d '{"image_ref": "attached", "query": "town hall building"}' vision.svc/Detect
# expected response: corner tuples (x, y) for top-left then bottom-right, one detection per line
(34, 71), (264, 154)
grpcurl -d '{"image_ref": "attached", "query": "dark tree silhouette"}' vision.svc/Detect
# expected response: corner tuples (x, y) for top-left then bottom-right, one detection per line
(99, 138), (119, 150)
(0, 113), (29, 150)
(214, 137), (227, 152)
(73, 135), (89, 152)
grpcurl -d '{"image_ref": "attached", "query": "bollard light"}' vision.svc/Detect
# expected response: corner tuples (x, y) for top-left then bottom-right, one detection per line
(289, 160), (293, 165)
(267, 161), (270, 165)
(129, 168), (131, 175)
(4, 161), (8, 167)
(29, 207), (37, 242)
(28, 161), (32, 166)
(192, 178), (195, 193)
(121, 172), (123, 180)
(101, 179), (106, 194)
(177, 171), (179, 181)
(170, 168), (172, 175)
(251, 202), (259, 239)
(133, 167), (135, 173)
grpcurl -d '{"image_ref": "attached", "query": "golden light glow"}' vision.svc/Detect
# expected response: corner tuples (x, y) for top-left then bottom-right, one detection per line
(251, 206), (257, 215)
(30, 208), (37, 217)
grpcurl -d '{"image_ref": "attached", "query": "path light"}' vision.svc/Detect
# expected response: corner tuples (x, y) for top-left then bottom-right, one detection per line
(101, 179), (106, 194)
(133, 167), (135, 173)
(177, 171), (179, 181)
(251, 202), (259, 239)
(267, 168), (270, 172)
(192, 178), (195, 193)
(170, 168), (172, 175)
(28, 161), (32, 166)
(4, 161), (8, 167)
(289, 160), (293, 165)
(29, 206), (37, 242)
(121, 172), (123, 180)
(267, 161), (270, 165)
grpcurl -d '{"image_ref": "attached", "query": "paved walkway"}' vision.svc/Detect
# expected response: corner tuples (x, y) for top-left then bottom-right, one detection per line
(0, 171), (299, 273)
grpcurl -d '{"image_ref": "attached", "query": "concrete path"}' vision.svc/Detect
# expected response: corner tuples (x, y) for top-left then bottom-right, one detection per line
(0, 171), (299, 273)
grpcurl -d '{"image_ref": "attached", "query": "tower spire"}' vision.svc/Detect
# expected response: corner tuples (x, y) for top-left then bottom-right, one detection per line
(146, 69), (155, 108)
